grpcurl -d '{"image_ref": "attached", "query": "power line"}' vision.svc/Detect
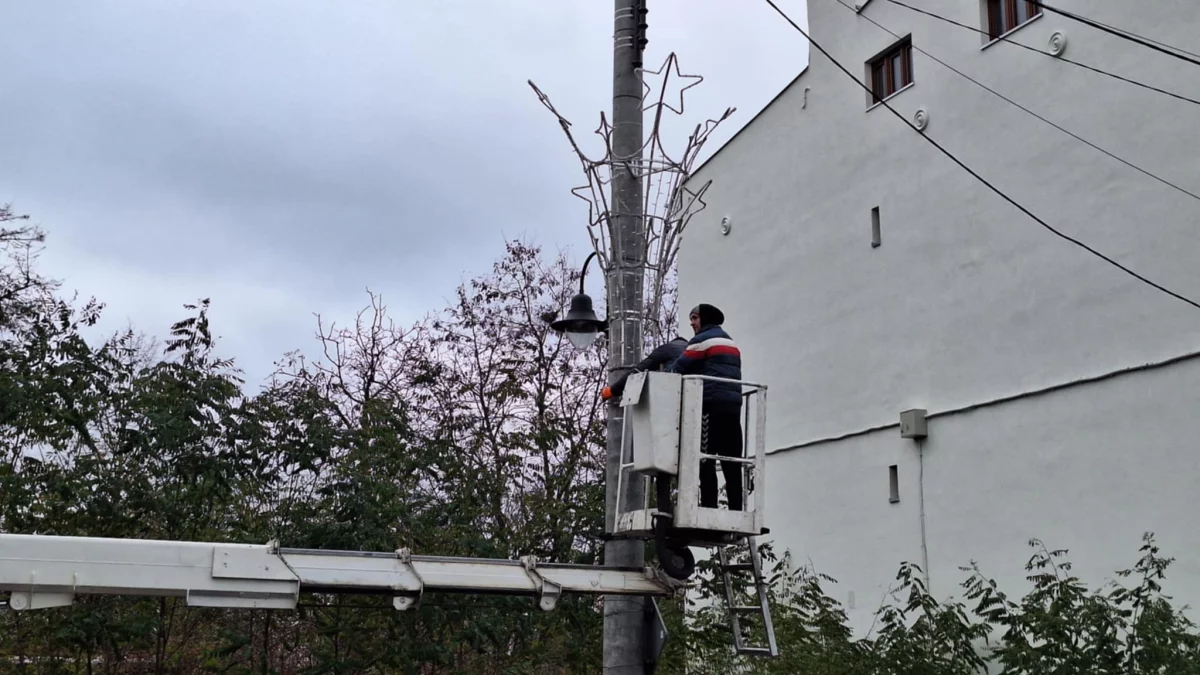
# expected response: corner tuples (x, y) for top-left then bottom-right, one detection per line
(882, 0), (1200, 110)
(831, 0), (1200, 205)
(761, 0), (1200, 312)
(1031, 1), (1200, 65)
(1055, 9), (1200, 60)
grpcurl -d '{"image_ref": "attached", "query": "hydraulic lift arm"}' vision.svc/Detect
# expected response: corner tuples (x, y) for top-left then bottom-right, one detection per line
(0, 534), (680, 612)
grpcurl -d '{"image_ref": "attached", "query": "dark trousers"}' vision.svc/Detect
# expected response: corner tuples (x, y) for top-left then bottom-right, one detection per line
(699, 408), (744, 511)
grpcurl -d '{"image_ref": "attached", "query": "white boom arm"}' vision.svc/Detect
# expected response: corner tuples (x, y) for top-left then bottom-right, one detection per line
(0, 534), (679, 612)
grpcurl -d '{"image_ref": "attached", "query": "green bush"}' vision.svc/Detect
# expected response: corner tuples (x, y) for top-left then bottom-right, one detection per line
(676, 535), (1200, 674)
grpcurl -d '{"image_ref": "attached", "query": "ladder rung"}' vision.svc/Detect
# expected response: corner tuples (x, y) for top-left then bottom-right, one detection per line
(737, 647), (775, 656)
(721, 563), (755, 572)
(731, 605), (762, 613)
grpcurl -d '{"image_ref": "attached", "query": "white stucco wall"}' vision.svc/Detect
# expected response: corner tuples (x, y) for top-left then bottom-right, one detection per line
(677, 0), (1200, 634)
(766, 355), (1200, 633)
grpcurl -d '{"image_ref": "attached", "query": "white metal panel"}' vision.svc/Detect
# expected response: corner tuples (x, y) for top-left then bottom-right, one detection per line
(281, 551), (422, 591)
(620, 371), (647, 406)
(9, 591), (73, 610)
(213, 545), (298, 581)
(0, 534), (676, 612)
(675, 377), (705, 515)
(753, 388), (768, 534)
(186, 589), (298, 610)
(615, 508), (656, 537)
(0, 535), (299, 606)
(683, 509), (756, 534)
(626, 372), (683, 475)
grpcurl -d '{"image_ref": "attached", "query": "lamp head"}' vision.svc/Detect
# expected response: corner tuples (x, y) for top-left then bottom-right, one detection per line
(549, 293), (606, 348)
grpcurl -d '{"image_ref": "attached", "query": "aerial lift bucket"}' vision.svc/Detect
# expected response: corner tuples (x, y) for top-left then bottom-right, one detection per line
(612, 371), (768, 577)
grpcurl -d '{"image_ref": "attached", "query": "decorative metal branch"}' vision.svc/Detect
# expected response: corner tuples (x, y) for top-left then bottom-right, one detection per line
(529, 53), (735, 348)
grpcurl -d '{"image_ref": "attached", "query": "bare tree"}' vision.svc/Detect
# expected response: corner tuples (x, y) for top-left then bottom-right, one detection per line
(404, 242), (609, 559)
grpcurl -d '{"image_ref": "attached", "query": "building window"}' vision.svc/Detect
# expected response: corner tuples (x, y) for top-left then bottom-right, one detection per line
(869, 38), (913, 105)
(986, 0), (1041, 39)
(889, 465), (900, 503)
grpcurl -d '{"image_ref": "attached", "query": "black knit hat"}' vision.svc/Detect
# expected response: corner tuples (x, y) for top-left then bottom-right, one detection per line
(689, 303), (725, 327)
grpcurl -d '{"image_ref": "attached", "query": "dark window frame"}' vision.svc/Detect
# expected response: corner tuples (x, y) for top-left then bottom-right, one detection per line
(986, 0), (1042, 40)
(867, 37), (914, 106)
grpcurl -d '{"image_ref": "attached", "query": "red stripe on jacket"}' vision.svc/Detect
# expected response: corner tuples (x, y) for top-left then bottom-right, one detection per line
(683, 344), (741, 359)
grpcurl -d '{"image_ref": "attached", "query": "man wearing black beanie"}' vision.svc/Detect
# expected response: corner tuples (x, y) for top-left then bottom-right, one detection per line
(668, 303), (746, 511)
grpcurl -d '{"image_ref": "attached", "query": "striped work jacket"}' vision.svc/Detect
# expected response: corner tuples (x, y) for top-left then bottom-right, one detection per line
(667, 325), (743, 411)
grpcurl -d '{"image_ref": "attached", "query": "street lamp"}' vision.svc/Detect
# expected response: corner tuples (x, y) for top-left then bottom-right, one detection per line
(548, 251), (607, 349)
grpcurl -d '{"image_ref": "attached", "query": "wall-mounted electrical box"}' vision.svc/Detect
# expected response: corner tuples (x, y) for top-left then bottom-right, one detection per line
(900, 409), (927, 439)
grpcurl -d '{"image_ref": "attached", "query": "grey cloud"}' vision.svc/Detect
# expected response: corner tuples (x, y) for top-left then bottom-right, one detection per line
(2, 0), (807, 385)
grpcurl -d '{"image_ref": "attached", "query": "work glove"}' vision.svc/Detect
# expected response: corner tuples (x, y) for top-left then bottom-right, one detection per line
(601, 387), (613, 400)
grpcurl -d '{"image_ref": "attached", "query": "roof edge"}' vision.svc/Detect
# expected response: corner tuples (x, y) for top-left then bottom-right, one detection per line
(688, 64), (811, 180)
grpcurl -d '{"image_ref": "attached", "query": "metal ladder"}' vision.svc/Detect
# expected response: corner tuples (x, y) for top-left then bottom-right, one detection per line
(717, 537), (778, 658)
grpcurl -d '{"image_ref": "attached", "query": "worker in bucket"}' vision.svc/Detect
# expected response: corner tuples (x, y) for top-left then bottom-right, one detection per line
(600, 335), (689, 402)
(668, 303), (745, 511)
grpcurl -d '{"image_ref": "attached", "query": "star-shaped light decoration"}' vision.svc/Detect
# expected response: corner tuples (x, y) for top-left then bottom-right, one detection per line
(639, 53), (703, 116)
(528, 58), (737, 349)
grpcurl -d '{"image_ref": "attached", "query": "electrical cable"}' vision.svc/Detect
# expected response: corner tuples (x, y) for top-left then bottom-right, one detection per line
(762, 0), (1200, 312)
(882, 0), (1200, 110)
(1050, 9), (1200, 60)
(1031, 1), (1200, 65)
(832, 0), (1200, 204)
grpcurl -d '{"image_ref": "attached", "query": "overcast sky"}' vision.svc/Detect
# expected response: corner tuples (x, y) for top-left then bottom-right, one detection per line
(1, 0), (808, 387)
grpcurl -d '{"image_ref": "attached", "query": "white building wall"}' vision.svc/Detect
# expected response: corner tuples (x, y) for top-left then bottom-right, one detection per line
(765, 355), (1200, 633)
(919, 356), (1200, 603)
(678, 0), (1200, 634)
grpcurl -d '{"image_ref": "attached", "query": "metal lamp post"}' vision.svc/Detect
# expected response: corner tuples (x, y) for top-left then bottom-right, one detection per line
(550, 3), (652, 669)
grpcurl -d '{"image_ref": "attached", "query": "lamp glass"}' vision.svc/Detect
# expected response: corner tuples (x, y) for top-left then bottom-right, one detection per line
(566, 329), (599, 349)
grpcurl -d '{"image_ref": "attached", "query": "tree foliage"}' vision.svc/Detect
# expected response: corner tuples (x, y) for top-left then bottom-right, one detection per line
(0, 223), (1198, 673)
(0, 230), (611, 673)
(676, 535), (1200, 674)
